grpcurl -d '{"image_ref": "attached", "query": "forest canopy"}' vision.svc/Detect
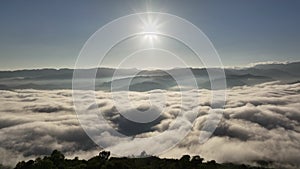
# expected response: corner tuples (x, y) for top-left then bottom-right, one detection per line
(11, 150), (272, 169)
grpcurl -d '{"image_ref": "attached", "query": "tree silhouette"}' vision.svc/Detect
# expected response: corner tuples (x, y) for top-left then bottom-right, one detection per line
(99, 151), (110, 160)
(11, 150), (272, 169)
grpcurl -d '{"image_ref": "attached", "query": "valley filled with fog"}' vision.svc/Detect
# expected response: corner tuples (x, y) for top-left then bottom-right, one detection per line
(0, 62), (300, 168)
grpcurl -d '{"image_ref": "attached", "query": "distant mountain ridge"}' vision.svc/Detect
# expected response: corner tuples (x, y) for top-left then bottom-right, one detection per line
(0, 61), (299, 91)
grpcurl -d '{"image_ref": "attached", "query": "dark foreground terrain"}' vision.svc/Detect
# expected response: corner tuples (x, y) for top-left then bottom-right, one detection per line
(7, 150), (271, 169)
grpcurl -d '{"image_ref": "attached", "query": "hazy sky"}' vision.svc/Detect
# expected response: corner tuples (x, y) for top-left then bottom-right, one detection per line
(0, 0), (299, 70)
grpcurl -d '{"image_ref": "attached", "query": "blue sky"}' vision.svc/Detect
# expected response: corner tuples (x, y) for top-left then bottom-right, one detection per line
(0, 0), (299, 70)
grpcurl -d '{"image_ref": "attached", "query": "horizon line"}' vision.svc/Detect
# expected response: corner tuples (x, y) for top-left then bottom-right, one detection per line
(0, 60), (299, 72)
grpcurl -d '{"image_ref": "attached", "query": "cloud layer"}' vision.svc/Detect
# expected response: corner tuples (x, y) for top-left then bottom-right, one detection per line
(0, 82), (300, 168)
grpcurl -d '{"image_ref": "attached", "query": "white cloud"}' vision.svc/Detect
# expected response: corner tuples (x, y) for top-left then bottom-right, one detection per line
(0, 82), (299, 168)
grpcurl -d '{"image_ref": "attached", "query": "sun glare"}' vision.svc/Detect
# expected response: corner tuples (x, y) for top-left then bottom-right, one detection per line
(143, 21), (158, 33)
(144, 33), (158, 41)
(142, 21), (159, 42)
(138, 14), (162, 46)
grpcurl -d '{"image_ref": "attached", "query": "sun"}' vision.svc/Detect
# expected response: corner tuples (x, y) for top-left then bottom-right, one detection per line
(139, 14), (161, 46)
(143, 20), (158, 33)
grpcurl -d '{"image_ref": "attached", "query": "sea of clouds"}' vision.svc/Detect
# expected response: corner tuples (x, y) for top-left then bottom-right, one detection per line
(0, 81), (300, 168)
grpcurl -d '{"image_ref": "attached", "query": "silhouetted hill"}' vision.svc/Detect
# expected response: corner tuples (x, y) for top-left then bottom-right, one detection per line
(11, 150), (272, 169)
